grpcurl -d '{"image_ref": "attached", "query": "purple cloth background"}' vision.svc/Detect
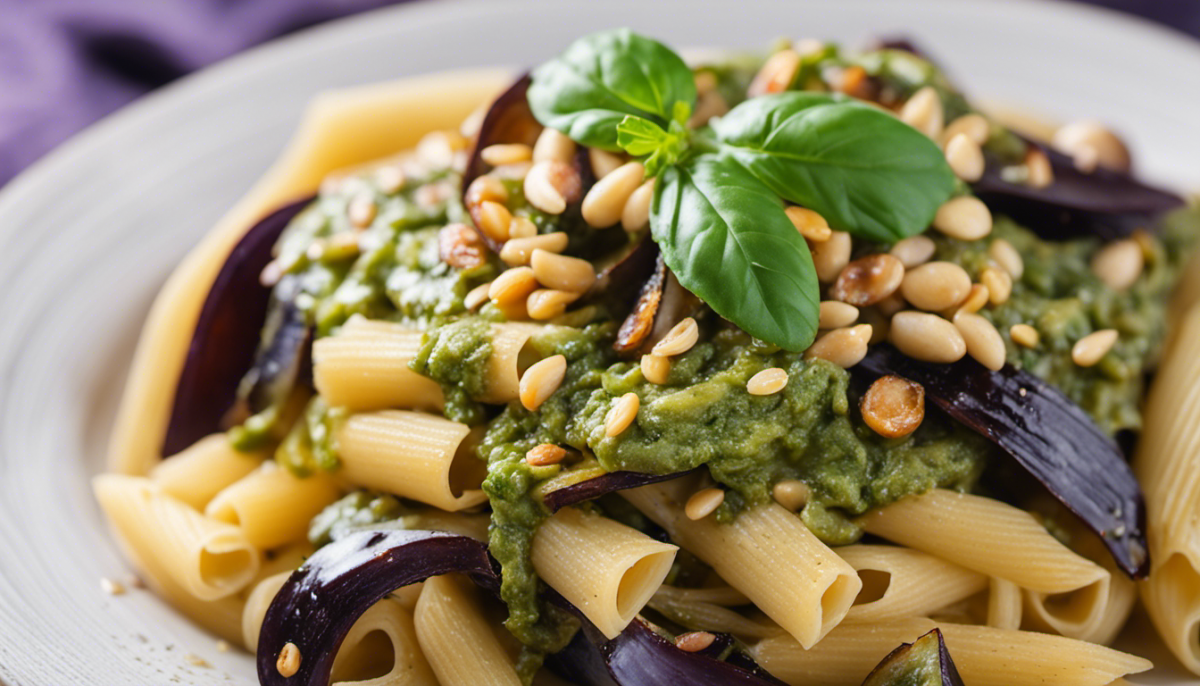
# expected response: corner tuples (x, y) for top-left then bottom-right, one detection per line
(0, 0), (1197, 187)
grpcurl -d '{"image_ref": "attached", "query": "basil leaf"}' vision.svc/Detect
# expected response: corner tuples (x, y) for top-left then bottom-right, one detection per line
(652, 154), (819, 351)
(713, 92), (956, 242)
(617, 114), (688, 178)
(528, 29), (697, 150)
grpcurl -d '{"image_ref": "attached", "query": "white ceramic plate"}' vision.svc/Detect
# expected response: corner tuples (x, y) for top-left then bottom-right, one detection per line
(1, 0), (1197, 683)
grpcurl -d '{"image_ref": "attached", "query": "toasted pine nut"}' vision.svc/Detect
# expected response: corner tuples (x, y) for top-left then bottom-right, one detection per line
(533, 128), (577, 164)
(348, 192), (377, 228)
(941, 114), (990, 147)
(375, 165), (406, 194)
(748, 49), (801, 97)
(1024, 149), (1054, 189)
(481, 143), (533, 167)
(652, 317), (700, 358)
(277, 642), (302, 678)
(890, 235), (936, 269)
(889, 311), (966, 363)
(465, 175), (508, 208)
(988, 239), (1024, 279)
(901, 261), (972, 312)
(478, 200), (513, 241)
(945, 133), (984, 182)
(981, 266), (1012, 306)
(605, 393), (640, 437)
(772, 480), (811, 512)
(956, 284), (990, 315)
(530, 249), (596, 293)
(526, 443), (567, 466)
(641, 354), (670, 384)
(622, 180), (655, 231)
(589, 149), (626, 179)
(500, 232), (569, 266)
(489, 266), (538, 306)
(1091, 239), (1144, 291)
(1072, 329), (1118, 367)
(519, 355), (567, 411)
(583, 162), (645, 228)
(804, 324), (873, 368)
(819, 301), (859, 329)
(1053, 120), (1130, 173)
(953, 311), (1006, 371)
(811, 231), (852, 283)
(861, 375), (925, 438)
(1010, 324), (1040, 348)
(933, 196), (992, 241)
(491, 161), (533, 180)
(525, 161), (582, 214)
(747, 367), (789, 396)
(465, 282), (491, 311)
(900, 86), (944, 139)
(260, 260), (283, 287)
(786, 206), (832, 242)
(417, 130), (465, 169)
(508, 216), (538, 239)
(676, 631), (717, 653)
(685, 488), (725, 520)
(527, 289), (579, 320)
(831, 254), (906, 307)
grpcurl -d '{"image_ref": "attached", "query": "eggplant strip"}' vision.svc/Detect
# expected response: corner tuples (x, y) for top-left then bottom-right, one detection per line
(542, 469), (697, 513)
(861, 628), (965, 686)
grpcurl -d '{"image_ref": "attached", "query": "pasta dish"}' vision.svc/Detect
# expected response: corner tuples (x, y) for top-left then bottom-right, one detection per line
(95, 30), (1200, 686)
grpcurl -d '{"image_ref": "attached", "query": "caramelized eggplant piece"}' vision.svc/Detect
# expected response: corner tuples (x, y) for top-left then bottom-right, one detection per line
(614, 256), (702, 355)
(855, 345), (1148, 578)
(591, 234), (660, 306)
(542, 469), (696, 513)
(163, 197), (313, 456)
(862, 629), (964, 686)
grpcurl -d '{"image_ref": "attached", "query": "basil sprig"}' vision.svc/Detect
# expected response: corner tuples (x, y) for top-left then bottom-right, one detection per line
(529, 30), (956, 351)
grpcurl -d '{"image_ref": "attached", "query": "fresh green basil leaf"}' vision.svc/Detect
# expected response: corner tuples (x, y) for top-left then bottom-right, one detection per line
(617, 115), (688, 178)
(528, 28), (697, 150)
(713, 92), (956, 242)
(652, 153), (819, 351)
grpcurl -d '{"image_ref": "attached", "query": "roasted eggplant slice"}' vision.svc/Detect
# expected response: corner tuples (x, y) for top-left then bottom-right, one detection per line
(542, 469), (696, 513)
(614, 255), (702, 355)
(855, 345), (1148, 578)
(862, 629), (965, 686)
(163, 197), (313, 457)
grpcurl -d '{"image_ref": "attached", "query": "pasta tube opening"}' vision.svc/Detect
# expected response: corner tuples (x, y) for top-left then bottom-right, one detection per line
(330, 598), (438, 686)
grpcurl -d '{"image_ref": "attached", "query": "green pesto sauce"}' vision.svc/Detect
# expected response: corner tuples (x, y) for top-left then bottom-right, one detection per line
(309, 491), (407, 547)
(862, 631), (946, 686)
(408, 318), (493, 424)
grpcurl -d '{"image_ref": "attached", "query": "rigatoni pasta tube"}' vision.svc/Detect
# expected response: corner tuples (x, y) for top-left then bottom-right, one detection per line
(478, 323), (543, 404)
(313, 316), (444, 412)
(622, 479), (860, 648)
(94, 474), (259, 602)
(836, 545), (987, 624)
(415, 574), (522, 686)
(336, 410), (487, 511)
(243, 571), (290, 652)
(987, 577), (1023, 630)
(149, 434), (262, 510)
(751, 617), (1152, 686)
(531, 506), (677, 638)
(205, 462), (340, 549)
(331, 598), (439, 686)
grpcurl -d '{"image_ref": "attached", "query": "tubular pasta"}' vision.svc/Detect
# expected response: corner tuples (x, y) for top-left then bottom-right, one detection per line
(331, 598), (439, 686)
(987, 577), (1023, 630)
(477, 323), (543, 404)
(837, 545), (987, 624)
(313, 316), (444, 412)
(206, 462), (340, 549)
(414, 574), (522, 686)
(149, 434), (263, 510)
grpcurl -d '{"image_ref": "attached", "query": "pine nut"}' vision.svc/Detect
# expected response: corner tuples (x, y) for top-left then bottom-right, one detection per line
(860, 308), (889, 344)
(459, 101), (489, 139)
(685, 488), (725, 520)
(260, 260), (283, 287)
(875, 292), (907, 317)
(819, 301), (859, 329)
(508, 216), (538, 239)
(526, 443), (567, 466)
(831, 254), (906, 307)
(889, 311), (966, 363)
(981, 267), (1012, 306)
(527, 289), (579, 320)
(890, 235), (936, 269)
(1010, 324), (1040, 348)
(900, 86), (944, 139)
(804, 324), (873, 368)
(605, 393), (640, 437)
(500, 232), (569, 266)
(589, 149), (626, 179)
(533, 128), (577, 164)
(956, 284), (990, 315)
(101, 577), (126, 595)
(945, 133), (984, 182)
(277, 642), (302, 678)
(772, 480), (810, 512)
(519, 355), (567, 410)
(525, 160), (582, 214)
(489, 266), (539, 305)
(1053, 120), (1130, 173)
(1072, 329), (1118, 367)
(953, 311), (1006, 371)
(465, 282), (491, 311)
(861, 375), (925, 438)
(1091, 239), (1144, 291)
(748, 49), (801, 97)
(530, 249), (596, 293)
(481, 143), (533, 167)
(941, 114), (990, 147)
(492, 161), (533, 180)
(901, 261), (972, 311)
(641, 354), (670, 384)
(375, 165), (406, 194)
(621, 180), (655, 231)
(988, 239), (1024, 279)
(675, 631), (717, 653)
(747, 367), (788, 395)
(653, 317), (699, 357)
(811, 231), (852, 283)
(786, 206), (832, 242)
(689, 90), (729, 128)
(583, 162), (645, 228)
(478, 200), (513, 241)
(1024, 149), (1054, 188)
(348, 192), (377, 228)
(694, 71), (717, 96)
(933, 196), (992, 241)
(465, 175), (509, 208)
(417, 130), (465, 169)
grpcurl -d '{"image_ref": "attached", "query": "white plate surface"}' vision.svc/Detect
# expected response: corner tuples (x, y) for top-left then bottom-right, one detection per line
(0, 0), (1197, 683)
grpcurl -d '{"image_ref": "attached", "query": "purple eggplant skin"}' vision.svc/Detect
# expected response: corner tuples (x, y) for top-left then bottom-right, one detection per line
(257, 529), (498, 686)
(861, 629), (965, 686)
(163, 196), (313, 457)
(855, 345), (1148, 579)
(542, 469), (697, 513)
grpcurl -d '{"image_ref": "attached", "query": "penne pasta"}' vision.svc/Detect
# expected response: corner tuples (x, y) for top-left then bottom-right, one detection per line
(243, 571), (291, 652)
(477, 323), (543, 404)
(313, 316), (445, 412)
(206, 462), (341, 550)
(837, 545), (988, 624)
(414, 574), (523, 686)
(149, 434), (263, 510)
(331, 598), (439, 686)
(987, 577), (1024, 630)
